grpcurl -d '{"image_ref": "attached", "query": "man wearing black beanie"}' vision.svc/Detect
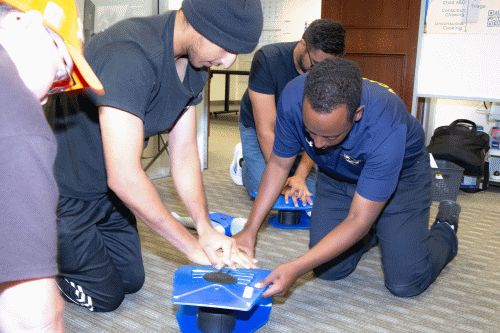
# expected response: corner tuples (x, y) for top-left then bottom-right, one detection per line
(47, 0), (263, 312)
(182, 0), (263, 54)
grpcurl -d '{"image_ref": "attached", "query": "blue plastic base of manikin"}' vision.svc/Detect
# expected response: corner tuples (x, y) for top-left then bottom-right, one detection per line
(175, 297), (272, 333)
(268, 210), (311, 229)
(251, 192), (313, 229)
(173, 265), (272, 333)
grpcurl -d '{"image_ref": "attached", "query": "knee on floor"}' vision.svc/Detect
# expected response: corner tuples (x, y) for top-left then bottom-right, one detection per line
(385, 276), (431, 297)
(94, 268), (144, 311)
(95, 291), (125, 312)
(313, 264), (356, 281)
(123, 268), (145, 294)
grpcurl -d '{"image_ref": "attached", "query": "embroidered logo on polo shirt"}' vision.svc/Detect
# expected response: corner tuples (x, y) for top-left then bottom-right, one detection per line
(342, 153), (363, 165)
(305, 136), (314, 147)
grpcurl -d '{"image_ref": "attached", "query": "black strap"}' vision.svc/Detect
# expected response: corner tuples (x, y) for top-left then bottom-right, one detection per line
(450, 119), (477, 131)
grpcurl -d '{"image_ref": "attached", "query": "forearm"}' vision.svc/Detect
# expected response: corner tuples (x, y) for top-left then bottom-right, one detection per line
(249, 90), (277, 162)
(110, 170), (200, 256)
(169, 143), (212, 233)
(244, 183), (281, 236)
(256, 129), (275, 162)
(291, 193), (385, 275)
(293, 153), (315, 179)
(98, 105), (202, 259)
(244, 153), (294, 235)
(292, 216), (373, 276)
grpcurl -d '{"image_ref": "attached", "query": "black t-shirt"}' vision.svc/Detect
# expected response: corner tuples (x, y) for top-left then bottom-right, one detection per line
(51, 11), (208, 199)
(239, 42), (299, 128)
(0, 46), (58, 283)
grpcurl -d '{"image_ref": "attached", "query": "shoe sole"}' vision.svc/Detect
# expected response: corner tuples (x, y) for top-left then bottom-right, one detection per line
(229, 144), (243, 185)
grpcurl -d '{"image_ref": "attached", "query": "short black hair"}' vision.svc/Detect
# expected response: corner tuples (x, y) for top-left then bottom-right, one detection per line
(304, 58), (362, 122)
(302, 19), (345, 56)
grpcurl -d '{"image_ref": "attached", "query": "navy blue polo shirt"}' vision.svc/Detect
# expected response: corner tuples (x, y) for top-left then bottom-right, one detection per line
(273, 74), (425, 202)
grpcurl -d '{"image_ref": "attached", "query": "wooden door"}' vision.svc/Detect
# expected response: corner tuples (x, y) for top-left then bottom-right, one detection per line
(322, 0), (421, 111)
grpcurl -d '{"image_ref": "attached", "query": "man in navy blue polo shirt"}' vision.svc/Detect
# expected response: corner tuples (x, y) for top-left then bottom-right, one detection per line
(236, 58), (461, 298)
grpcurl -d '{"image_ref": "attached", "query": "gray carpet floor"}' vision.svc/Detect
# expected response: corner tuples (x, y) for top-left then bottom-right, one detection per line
(64, 114), (500, 332)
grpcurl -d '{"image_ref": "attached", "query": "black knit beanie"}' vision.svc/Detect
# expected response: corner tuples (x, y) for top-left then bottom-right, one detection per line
(181, 0), (263, 54)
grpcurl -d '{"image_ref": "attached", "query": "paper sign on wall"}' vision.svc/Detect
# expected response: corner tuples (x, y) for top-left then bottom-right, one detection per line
(425, 0), (500, 34)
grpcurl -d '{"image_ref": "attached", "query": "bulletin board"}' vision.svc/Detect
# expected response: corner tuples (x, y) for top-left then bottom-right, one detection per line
(416, 0), (500, 102)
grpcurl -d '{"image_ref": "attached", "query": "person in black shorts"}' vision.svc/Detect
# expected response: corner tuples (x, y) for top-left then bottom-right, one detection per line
(49, 0), (263, 312)
(0, 0), (103, 331)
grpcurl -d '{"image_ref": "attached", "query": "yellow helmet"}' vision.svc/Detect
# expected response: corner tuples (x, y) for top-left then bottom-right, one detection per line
(2, 0), (104, 95)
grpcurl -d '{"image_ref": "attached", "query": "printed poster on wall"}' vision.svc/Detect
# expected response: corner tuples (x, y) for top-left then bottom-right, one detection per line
(425, 0), (500, 34)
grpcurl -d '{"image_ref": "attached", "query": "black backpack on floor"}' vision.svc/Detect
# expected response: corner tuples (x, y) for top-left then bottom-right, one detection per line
(427, 119), (490, 177)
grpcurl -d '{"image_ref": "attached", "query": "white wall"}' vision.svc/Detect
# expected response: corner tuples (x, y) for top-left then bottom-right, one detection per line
(209, 0), (322, 102)
(75, 0), (85, 15)
(418, 0), (500, 143)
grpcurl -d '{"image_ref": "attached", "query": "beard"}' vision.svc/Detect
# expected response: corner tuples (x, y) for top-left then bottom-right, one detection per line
(296, 53), (309, 74)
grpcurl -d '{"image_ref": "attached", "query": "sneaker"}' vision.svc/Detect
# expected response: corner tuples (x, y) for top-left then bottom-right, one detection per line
(172, 211), (195, 229)
(433, 200), (461, 233)
(229, 142), (243, 185)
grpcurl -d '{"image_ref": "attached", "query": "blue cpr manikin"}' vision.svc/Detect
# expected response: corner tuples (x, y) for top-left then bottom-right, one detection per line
(172, 265), (272, 332)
